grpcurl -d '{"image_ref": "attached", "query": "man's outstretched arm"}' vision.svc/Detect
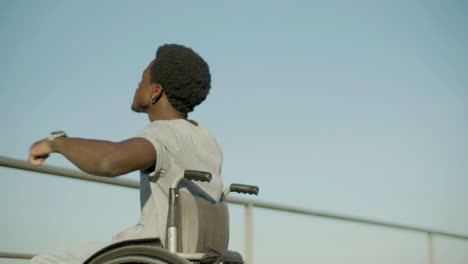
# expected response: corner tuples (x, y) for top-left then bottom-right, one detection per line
(28, 137), (156, 177)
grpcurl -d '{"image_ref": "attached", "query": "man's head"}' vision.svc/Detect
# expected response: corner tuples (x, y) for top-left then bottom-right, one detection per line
(131, 44), (211, 117)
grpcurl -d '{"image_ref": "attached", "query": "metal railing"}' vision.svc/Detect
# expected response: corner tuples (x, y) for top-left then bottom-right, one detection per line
(1, 155), (468, 264)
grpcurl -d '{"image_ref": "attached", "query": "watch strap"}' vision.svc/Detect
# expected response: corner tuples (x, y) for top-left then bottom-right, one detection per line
(48, 131), (67, 149)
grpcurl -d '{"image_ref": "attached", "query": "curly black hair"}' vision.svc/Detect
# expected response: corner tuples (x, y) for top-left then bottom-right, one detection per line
(149, 44), (211, 114)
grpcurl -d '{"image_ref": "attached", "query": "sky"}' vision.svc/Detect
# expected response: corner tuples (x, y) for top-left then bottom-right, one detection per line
(1, 1), (467, 263)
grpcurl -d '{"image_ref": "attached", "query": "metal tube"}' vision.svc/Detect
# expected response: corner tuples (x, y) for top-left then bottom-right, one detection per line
(0, 156), (139, 189)
(167, 188), (179, 253)
(2, 154), (468, 263)
(1, 156), (468, 241)
(227, 197), (468, 241)
(245, 202), (254, 264)
(428, 232), (434, 264)
(167, 227), (178, 253)
(0, 252), (36, 259)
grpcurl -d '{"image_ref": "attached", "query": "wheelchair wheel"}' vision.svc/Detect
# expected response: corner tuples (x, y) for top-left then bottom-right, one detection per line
(86, 244), (190, 264)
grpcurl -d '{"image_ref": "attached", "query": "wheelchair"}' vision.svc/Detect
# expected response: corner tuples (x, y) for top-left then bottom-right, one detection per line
(84, 170), (259, 264)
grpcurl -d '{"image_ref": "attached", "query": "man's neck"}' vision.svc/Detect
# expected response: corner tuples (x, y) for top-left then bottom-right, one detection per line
(145, 92), (188, 122)
(147, 103), (186, 123)
(148, 111), (186, 122)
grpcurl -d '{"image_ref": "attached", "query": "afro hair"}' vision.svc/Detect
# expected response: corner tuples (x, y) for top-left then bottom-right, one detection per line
(150, 44), (211, 114)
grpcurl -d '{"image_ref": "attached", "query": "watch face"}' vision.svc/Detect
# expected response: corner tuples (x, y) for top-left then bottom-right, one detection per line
(50, 131), (66, 138)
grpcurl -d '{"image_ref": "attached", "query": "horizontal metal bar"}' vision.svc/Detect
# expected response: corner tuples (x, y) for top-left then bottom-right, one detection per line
(0, 251), (36, 259)
(226, 198), (468, 241)
(2, 155), (468, 242)
(0, 155), (139, 189)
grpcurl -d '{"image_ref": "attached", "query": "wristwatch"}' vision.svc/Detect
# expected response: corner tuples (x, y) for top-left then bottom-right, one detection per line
(48, 130), (67, 149)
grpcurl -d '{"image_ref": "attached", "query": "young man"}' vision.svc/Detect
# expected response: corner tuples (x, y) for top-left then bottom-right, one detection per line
(28, 44), (223, 263)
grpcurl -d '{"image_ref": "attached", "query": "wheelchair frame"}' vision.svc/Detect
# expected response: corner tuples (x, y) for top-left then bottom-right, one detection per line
(84, 170), (259, 264)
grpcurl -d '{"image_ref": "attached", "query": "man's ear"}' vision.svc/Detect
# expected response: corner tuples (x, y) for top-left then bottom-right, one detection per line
(150, 83), (163, 104)
(151, 83), (162, 96)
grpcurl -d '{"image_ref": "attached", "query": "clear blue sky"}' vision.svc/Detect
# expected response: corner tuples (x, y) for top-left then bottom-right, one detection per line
(1, 1), (467, 263)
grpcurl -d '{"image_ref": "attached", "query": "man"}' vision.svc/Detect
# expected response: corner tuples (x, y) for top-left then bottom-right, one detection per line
(28, 44), (223, 263)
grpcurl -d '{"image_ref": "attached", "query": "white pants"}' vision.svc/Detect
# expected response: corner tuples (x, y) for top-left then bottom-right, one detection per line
(30, 241), (109, 264)
(30, 224), (151, 264)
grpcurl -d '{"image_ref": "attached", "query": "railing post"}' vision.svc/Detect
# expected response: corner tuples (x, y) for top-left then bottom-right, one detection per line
(245, 202), (254, 264)
(428, 232), (434, 264)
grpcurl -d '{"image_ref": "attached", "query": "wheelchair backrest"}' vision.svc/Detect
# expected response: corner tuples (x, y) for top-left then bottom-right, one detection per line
(178, 190), (230, 253)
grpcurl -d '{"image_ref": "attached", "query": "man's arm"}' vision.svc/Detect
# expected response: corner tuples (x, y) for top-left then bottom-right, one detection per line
(28, 137), (156, 177)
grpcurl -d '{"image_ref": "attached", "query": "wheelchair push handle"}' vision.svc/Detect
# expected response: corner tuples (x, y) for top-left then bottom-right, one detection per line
(230, 184), (259, 195)
(184, 170), (212, 183)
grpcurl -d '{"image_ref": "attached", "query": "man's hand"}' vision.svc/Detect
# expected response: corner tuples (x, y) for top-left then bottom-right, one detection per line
(28, 139), (52, 166)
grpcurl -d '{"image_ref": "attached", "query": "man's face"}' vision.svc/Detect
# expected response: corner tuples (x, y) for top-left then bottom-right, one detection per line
(131, 61), (155, 112)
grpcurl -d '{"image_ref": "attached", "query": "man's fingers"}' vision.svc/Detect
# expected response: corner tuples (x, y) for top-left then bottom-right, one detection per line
(30, 159), (42, 166)
(29, 156), (41, 165)
(28, 139), (51, 165)
(28, 153), (49, 166)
